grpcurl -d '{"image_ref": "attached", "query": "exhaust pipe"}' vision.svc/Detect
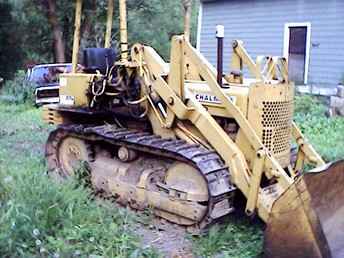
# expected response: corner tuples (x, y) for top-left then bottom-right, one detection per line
(216, 25), (224, 87)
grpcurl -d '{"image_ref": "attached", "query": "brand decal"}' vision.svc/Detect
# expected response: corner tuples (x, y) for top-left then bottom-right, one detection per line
(195, 93), (236, 104)
(60, 77), (67, 87)
(60, 95), (75, 106)
(195, 93), (221, 103)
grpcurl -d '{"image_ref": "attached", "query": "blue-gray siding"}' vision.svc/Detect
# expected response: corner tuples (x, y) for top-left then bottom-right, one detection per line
(199, 0), (344, 86)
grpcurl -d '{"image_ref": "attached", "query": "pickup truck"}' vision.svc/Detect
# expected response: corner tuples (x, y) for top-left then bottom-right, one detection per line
(27, 63), (73, 106)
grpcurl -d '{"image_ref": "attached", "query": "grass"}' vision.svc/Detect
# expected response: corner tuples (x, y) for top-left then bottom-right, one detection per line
(191, 216), (263, 258)
(0, 102), (158, 258)
(0, 93), (343, 258)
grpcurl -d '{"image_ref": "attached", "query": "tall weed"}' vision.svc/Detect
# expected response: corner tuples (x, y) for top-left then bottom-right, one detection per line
(0, 70), (35, 104)
(0, 168), (156, 257)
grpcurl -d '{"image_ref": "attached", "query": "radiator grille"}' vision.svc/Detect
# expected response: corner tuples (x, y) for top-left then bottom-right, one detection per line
(262, 101), (293, 155)
(36, 88), (59, 98)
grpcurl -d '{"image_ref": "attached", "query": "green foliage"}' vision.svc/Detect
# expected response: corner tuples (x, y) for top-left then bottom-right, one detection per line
(74, 161), (93, 188)
(0, 70), (35, 104)
(3, 0), (199, 78)
(10, 0), (73, 63)
(0, 169), (11, 206)
(0, 0), (23, 79)
(127, 0), (199, 59)
(294, 94), (344, 162)
(294, 94), (326, 117)
(0, 102), (158, 258)
(192, 216), (263, 258)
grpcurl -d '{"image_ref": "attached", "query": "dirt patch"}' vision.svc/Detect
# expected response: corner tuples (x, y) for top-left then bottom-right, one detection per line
(135, 218), (195, 258)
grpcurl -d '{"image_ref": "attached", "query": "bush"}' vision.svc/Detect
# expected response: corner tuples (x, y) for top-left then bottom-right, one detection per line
(0, 70), (35, 104)
(294, 94), (344, 162)
(294, 94), (326, 116)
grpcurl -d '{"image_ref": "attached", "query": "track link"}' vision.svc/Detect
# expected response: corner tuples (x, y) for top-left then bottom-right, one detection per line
(45, 124), (237, 230)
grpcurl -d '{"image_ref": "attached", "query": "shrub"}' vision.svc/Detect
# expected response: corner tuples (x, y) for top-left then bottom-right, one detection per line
(0, 70), (35, 104)
(294, 94), (326, 117)
(294, 94), (344, 162)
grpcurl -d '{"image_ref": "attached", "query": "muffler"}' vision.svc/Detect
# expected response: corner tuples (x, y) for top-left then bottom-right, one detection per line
(264, 160), (344, 258)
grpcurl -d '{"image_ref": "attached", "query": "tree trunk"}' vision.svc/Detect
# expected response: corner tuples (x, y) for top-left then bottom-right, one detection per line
(80, 0), (96, 50)
(46, 0), (66, 62)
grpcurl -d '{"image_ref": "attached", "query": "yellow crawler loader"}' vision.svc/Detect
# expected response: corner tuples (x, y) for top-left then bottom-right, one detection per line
(42, 0), (344, 257)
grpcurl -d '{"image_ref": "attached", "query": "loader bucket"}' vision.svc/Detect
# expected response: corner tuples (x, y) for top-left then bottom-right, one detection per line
(264, 160), (344, 258)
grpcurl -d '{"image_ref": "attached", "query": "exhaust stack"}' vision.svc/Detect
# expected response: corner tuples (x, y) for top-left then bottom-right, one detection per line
(216, 25), (224, 87)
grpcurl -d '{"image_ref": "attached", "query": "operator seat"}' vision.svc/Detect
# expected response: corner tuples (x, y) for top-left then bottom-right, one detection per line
(83, 48), (117, 75)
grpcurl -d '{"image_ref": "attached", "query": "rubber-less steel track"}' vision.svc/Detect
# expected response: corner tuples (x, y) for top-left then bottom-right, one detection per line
(45, 124), (237, 229)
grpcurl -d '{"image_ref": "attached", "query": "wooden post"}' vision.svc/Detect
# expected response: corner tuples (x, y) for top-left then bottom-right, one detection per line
(119, 0), (128, 62)
(72, 0), (83, 73)
(104, 0), (114, 48)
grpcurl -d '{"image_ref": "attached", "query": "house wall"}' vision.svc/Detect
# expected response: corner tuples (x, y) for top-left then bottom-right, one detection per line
(198, 0), (344, 86)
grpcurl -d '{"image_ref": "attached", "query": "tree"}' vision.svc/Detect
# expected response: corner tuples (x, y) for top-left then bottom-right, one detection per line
(44, 0), (66, 62)
(0, 0), (23, 79)
(126, 0), (199, 59)
(3, 0), (199, 74)
(34, 0), (72, 62)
